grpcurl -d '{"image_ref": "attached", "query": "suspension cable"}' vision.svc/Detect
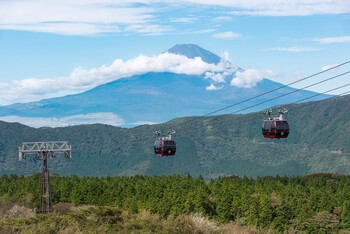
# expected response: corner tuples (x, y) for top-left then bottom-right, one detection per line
(228, 71), (350, 115)
(201, 60), (350, 117)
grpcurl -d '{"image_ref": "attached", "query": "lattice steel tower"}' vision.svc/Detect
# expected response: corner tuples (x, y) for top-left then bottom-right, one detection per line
(19, 141), (72, 213)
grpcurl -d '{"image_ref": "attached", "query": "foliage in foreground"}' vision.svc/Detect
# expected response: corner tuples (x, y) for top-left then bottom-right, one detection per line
(1, 174), (350, 233)
(0, 205), (261, 234)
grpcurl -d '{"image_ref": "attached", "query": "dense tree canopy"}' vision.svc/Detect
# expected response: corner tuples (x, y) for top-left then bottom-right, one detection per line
(1, 173), (349, 233)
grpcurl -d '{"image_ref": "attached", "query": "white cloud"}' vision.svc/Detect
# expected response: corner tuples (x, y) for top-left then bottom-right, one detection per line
(266, 47), (320, 52)
(313, 35), (350, 43)
(170, 17), (197, 23)
(1, 1), (348, 35)
(0, 0), (158, 35)
(203, 55), (240, 85)
(212, 31), (241, 39)
(0, 82), (8, 89)
(0, 112), (124, 128)
(0, 23), (121, 36)
(321, 64), (339, 72)
(124, 24), (173, 35)
(262, 69), (284, 79)
(130, 121), (159, 125)
(206, 83), (223, 91)
(204, 72), (226, 83)
(0, 53), (228, 105)
(221, 51), (230, 60)
(185, 0), (350, 16)
(212, 16), (231, 22)
(181, 28), (216, 35)
(230, 69), (263, 88)
(0, 1), (152, 25)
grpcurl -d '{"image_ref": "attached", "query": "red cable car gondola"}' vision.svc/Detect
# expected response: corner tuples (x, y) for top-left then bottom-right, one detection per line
(262, 109), (289, 139)
(154, 130), (176, 156)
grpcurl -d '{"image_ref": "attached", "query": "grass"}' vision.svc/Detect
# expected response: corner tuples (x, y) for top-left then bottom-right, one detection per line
(0, 204), (266, 234)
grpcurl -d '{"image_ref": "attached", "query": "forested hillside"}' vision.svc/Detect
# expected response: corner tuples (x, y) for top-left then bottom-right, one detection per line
(1, 174), (350, 233)
(0, 94), (349, 178)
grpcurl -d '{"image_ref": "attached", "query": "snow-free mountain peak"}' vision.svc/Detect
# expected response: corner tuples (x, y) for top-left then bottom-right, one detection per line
(166, 44), (221, 65)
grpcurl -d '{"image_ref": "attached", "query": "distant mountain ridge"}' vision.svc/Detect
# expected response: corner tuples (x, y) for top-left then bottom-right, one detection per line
(0, 44), (329, 127)
(0, 94), (349, 178)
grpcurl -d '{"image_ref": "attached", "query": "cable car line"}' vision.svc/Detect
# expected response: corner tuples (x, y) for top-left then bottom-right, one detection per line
(176, 62), (350, 129)
(169, 70), (350, 131)
(199, 60), (350, 118)
(227, 71), (350, 116)
(229, 78), (350, 139)
(288, 89), (350, 112)
(207, 85), (350, 140)
(152, 62), (350, 153)
(179, 83), (350, 140)
(281, 82), (350, 111)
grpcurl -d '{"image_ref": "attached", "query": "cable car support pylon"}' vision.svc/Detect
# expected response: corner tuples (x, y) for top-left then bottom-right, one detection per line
(19, 141), (72, 214)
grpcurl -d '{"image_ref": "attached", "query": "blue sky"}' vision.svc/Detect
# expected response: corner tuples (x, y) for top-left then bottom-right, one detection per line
(0, 0), (349, 105)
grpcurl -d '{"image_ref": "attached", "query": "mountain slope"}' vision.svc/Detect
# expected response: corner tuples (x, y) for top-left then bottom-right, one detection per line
(0, 44), (329, 127)
(0, 72), (328, 127)
(166, 44), (221, 64)
(0, 94), (349, 178)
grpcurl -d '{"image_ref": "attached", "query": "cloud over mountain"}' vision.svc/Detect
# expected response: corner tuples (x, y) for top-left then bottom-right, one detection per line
(0, 52), (230, 105)
(0, 44), (330, 128)
(230, 69), (263, 88)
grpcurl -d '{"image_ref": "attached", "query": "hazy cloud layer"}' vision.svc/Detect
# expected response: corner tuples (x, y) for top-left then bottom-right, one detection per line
(216, 0), (350, 16)
(212, 31), (241, 39)
(266, 47), (320, 52)
(262, 69), (284, 79)
(0, 112), (124, 128)
(0, 1), (157, 35)
(1, 0), (348, 35)
(313, 35), (350, 44)
(170, 17), (198, 23)
(130, 121), (159, 126)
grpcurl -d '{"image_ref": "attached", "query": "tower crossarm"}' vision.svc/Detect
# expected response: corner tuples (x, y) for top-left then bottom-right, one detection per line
(19, 141), (72, 160)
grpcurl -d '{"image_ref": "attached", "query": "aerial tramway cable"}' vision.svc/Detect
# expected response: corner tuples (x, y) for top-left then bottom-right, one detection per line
(227, 71), (350, 116)
(281, 83), (350, 112)
(179, 83), (350, 140)
(200, 60), (350, 118)
(186, 71), (349, 139)
(153, 61), (350, 152)
(287, 88), (350, 112)
(177, 68), (350, 130)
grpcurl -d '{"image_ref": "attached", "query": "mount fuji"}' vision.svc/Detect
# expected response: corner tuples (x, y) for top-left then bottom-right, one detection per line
(0, 44), (328, 127)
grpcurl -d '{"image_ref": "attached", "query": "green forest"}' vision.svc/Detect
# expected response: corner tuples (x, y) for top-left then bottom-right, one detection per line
(1, 94), (350, 179)
(1, 95), (349, 233)
(1, 174), (350, 233)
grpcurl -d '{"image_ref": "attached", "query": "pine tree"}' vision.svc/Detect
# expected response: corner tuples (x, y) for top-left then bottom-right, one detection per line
(341, 200), (350, 229)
